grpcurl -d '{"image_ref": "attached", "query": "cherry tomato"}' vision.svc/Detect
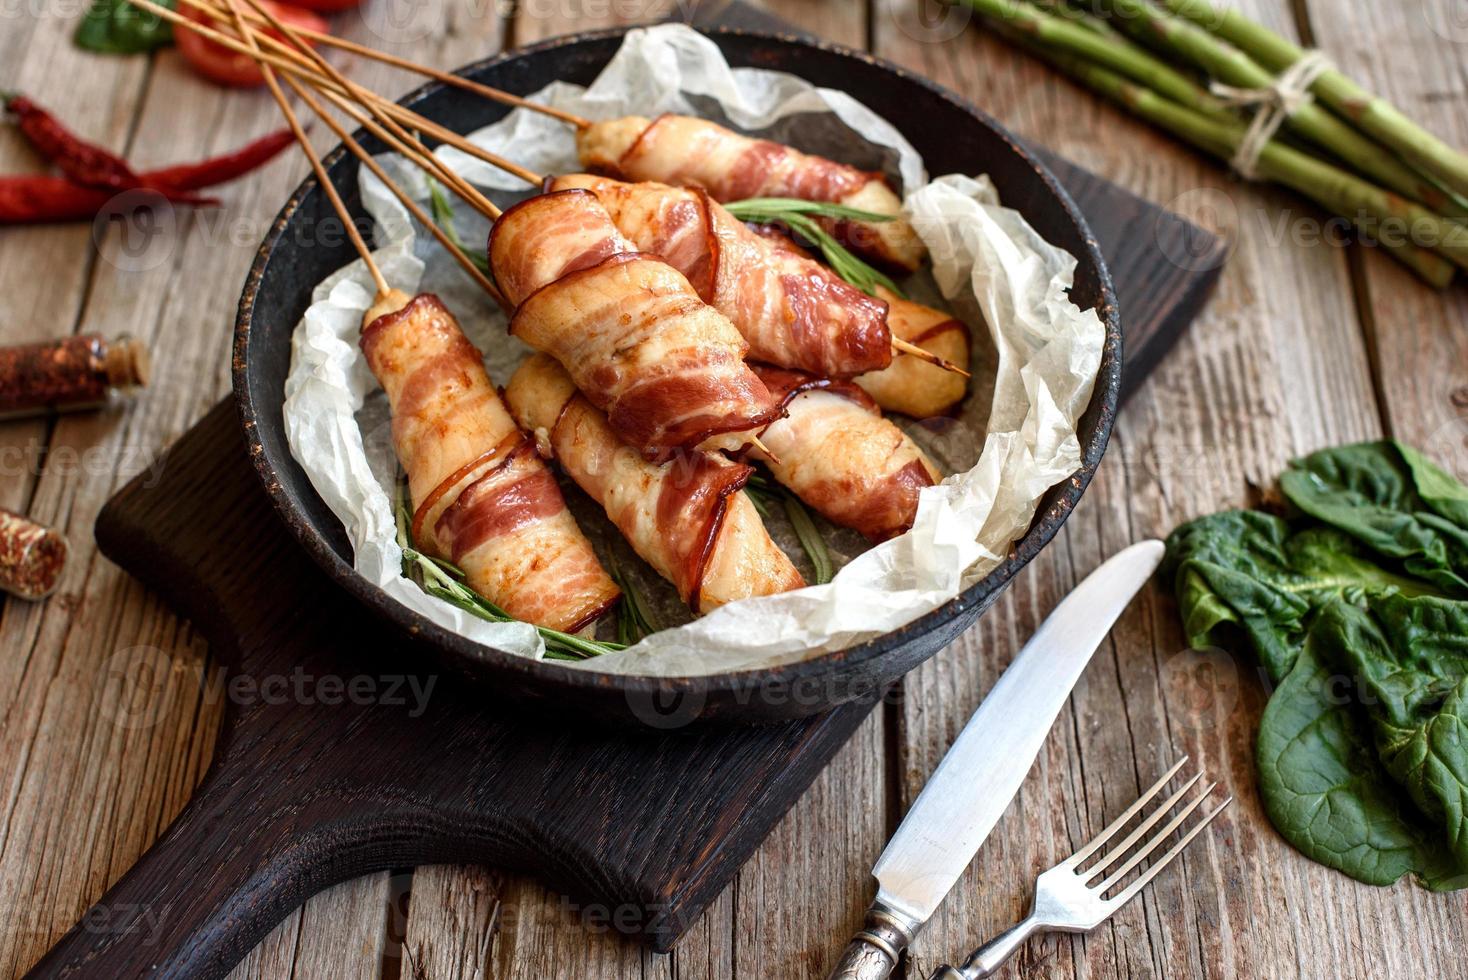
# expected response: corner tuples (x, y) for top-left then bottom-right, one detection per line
(175, 1), (329, 89)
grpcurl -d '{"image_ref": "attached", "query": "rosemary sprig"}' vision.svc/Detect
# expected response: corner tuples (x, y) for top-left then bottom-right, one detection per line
(425, 174), (492, 275)
(609, 558), (661, 646)
(393, 476), (623, 659)
(723, 197), (906, 299)
(745, 472), (834, 585)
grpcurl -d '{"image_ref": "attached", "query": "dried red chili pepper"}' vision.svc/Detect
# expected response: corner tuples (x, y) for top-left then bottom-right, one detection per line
(4, 93), (142, 192)
(0, 175), (219, 224)
(0, 125), (292, 225)
(143, 128), (294, 191)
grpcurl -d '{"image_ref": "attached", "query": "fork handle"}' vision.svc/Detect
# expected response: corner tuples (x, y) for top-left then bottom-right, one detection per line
(928, 914), (1042, 979)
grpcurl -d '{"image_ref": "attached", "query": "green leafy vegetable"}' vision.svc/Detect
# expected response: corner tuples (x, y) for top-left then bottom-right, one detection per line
(394, 476), (623, 660)
(75, 0), (175, 54)
(1164, 440), (1468, 891)
(723, 197), (906, 299)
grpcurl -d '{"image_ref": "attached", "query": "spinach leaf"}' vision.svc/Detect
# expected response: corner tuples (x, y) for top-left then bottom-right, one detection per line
(1256, 603), (1468, 890)
(1282, 441), (1468, 593)
(75, 0), (174, 54)
(1164, 512), (1435, 683)
(1166, 439), (1468, 891)
(1257, 596), (1468, 890)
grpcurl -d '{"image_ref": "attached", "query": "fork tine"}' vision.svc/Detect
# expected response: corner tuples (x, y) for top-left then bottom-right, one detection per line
(1094, 782), (1218, 894)
(1079, 773), (1203, 880)
(1103, 797), (1232, 907)
(1067, 756), (1188, 866)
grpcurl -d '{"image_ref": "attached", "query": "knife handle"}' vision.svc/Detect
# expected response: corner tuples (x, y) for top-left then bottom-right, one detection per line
(827, 902), (920, 980)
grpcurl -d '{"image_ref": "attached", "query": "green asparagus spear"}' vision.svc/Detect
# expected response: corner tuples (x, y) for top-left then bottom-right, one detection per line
(1016, 42), (1457, 285)
(1157, 0), (1468, 199)
(1093, 0), (1468, 218)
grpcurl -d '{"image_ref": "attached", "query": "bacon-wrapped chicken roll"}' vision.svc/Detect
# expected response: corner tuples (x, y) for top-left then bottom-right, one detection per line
(488, 189), (782, 459)
(360, 290), (619, 632)
(750, 366), (942, 542)
(854, 287), (970, 417)
(547, 173), (892, 378)
(506, 354), (805, 612)
(577, 113), (924, 273)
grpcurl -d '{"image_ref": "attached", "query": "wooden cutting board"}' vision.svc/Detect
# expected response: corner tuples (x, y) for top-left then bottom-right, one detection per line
(22, 137), (1223, 980)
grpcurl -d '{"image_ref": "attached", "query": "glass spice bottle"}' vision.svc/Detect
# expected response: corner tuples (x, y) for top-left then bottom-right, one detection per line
(0, 333), (150, 420)
(0, 507), (68, 599)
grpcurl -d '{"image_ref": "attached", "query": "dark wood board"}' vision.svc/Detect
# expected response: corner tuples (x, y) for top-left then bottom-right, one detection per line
(22, 126), (1221, 980)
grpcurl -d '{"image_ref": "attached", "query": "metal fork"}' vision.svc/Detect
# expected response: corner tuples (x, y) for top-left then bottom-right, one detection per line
(927, 758), (1231, 980)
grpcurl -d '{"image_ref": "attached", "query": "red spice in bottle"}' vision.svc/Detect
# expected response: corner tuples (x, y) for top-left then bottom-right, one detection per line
(0, 507), (68, 599)
(0, 334), (150, 418)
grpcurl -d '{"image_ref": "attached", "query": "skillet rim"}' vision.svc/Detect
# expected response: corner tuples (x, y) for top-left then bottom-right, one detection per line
(231, 25), (1122, 700)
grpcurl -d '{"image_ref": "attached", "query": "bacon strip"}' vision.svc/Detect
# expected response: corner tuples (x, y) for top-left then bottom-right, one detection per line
(577, 114), (925, 273)
(750, 365), (942, 542)
(361, 291), (619, 632)
(548, 174), (892, 378)
(506, 354), (804, 612)
(488, 189), (783, 459)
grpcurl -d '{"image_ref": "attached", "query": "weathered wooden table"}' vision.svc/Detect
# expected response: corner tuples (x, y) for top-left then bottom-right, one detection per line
(3, 0), (1466, 976)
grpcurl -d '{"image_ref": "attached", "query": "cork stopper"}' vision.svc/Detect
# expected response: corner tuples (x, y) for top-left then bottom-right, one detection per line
(104, 335), (151, 390)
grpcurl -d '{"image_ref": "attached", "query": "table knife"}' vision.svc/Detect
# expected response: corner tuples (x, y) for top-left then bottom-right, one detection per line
(827, 539), (1166, 980)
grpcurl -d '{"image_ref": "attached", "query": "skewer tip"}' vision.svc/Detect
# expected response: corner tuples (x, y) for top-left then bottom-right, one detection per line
(749, 434), (780, 464)
(892, 337), (971, 378)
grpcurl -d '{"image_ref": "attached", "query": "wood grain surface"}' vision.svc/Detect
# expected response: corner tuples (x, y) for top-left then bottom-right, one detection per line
(0, 2), (1464, 979)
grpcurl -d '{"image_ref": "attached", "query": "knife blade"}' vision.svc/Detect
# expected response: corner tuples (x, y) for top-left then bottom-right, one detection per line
(827, 539), (1165, 980)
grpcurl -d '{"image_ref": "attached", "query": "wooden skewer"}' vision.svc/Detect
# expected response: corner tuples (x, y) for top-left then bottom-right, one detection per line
(750, 435), (779, 464)
(891, 337), (971, 378)
(143, 0), (969, 380)
(175, 0), (546, 188)
(229, 0), (521, 212)
(279, 72), (507, 309)
(217, 0), (386, 297)
(314, 87), (501, 220)
(180, 0), (593, 130)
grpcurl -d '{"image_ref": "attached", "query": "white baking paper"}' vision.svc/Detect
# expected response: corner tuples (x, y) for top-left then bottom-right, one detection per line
(281, 23), (1105, 676)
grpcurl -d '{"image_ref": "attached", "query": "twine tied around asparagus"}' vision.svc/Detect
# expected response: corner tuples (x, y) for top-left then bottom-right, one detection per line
(1210, 50), (1333, 180)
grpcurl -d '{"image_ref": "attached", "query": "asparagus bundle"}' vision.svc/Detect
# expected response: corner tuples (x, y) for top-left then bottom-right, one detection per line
(950, 0), (1468, 285)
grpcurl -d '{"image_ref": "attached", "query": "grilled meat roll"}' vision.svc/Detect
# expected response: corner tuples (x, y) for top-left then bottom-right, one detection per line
(361, 290), (619, 632)
(577, 113), (924, 273)
(506, 353), (804, 612)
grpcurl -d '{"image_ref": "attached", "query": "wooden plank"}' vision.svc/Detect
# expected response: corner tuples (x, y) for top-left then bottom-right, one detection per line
(0, 5), (505, 978)
(869, 1), (1445, 978)
(1301, 0), (1468, 473)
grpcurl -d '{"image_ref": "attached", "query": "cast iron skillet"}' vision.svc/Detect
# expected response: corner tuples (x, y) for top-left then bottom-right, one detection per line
(232, 27), (1122, 727)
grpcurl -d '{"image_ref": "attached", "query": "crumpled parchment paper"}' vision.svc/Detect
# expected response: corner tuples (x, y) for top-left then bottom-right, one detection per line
(282, 23), (1105, 676)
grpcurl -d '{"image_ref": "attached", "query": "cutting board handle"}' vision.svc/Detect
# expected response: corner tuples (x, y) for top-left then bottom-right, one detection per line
(21, 741), (360, 980)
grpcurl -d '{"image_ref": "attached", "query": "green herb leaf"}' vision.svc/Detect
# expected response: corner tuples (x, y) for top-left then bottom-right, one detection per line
(424, 174), (492, 275)
(724, 198), (906, 299)
(746, 471), (834, 585)
(609, 558), (660, 645)
(75, 0), (174, 54)
(394, 474), (622, 659)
